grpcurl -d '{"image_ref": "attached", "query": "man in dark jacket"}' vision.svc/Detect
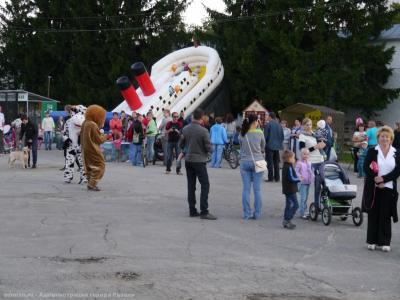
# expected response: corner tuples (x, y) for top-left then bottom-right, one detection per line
(264, 112), (284, 182)
(19, 115), (38, 168)
(165, 112), (183, 174)
(325, 115), (334, 160)
(179, 108), (216, 220)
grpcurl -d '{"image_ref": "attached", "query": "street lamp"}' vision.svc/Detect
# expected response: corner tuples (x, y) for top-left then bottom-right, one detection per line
(47, 75), (52, 98)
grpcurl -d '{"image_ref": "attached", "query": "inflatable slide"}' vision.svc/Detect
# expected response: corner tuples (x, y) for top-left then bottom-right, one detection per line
(114, 46), (224, 124)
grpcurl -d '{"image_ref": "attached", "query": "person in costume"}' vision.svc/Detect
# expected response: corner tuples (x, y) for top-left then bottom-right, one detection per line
(81, 105), (108, 191)
(63, 105), (87, 184)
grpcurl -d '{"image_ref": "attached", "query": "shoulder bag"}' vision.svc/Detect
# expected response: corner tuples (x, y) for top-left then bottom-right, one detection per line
(246, 134), (267, 173)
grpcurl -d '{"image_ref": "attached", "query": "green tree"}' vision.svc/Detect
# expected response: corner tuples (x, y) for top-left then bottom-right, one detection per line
(205, 0), (399, 115)
(0, 0), (190, 110)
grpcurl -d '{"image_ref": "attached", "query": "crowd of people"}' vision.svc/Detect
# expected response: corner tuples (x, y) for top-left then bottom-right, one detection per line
(1, 103), (399, 251)
(238, 113), (399, 252)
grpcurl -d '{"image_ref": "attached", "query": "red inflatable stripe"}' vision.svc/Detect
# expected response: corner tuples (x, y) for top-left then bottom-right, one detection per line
(135, 72), (155, 96)
(121, 86), (142, 110)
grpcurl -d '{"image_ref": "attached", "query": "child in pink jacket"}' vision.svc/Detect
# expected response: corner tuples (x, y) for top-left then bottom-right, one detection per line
(112, 131), (122, 162)
(295, 148), (314, 219)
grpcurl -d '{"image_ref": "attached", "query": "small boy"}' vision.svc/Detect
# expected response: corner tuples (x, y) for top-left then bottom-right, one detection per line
(282, 150), (300, 229)
(357, 141), (368, 178)
(315, 120), (329, 160)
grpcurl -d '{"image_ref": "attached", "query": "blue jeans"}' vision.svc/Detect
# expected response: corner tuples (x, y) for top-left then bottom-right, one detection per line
(211, 144), (224, 168)
(44, 131), (52, 150)
(146, 135), (156, 162)
(27, 138), (38, 166)
(240, 160), (263, 219)
(131, 143), (142, 166)
(129, 144), (134, 162)
(357, 158), (366, 177)
(298, 184), (310, 216)
(55, 132), (63, 150)
(284, 193), (299, 221)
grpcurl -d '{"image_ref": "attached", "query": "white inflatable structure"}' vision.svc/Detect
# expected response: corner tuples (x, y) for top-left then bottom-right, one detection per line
(114, 46), (224, 124)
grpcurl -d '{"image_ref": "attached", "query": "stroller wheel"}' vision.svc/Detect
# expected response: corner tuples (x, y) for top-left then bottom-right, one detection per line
(309, 203), (318, 221)
(322, 207), (331, 226)
(352, 207), (363, 226)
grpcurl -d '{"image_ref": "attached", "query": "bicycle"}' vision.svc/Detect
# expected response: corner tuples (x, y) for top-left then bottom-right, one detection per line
(141, 138), (148, 168)
(223, 141), (240, 169)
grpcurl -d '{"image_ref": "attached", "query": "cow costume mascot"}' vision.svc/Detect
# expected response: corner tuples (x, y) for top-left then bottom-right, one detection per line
(63, 105), (87, 184)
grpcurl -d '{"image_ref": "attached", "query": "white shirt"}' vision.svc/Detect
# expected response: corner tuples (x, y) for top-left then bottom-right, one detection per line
(376, 145), (396, 189)
(0, 112), (4, 131)
(42, 117), (55, 132)
(299, 132), (324, 164)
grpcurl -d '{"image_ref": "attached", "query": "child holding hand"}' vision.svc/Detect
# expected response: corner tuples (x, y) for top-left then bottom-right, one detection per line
(295, 148), (314, 219)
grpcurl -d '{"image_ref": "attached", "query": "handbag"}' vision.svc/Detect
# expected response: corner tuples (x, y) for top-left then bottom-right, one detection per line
(246, 135), (267, 173)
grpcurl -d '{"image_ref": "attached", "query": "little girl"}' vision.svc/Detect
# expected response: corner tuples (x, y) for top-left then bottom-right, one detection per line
(281, 150), (300, 229)
(295, 148), (314, 219)
(112, 131), (122, 162)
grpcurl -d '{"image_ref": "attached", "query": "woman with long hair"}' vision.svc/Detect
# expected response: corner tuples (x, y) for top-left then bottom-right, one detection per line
(239, 114), (266, 220)
(224, 113), (236, 141)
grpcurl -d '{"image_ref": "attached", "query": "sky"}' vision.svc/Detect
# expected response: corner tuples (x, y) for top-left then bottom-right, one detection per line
(0, 0), (227, 26)
(183, 0), (226, 26)
(1, 0), (399, 26)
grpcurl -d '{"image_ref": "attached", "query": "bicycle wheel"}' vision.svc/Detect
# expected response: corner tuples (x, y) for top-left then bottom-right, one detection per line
(142, 153), (147, 167)
(142, 145), (147, 168)
(227, 149), (240, 169)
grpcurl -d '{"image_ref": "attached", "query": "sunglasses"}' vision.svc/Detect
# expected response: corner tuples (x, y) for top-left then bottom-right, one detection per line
(173, 116), (179, 118)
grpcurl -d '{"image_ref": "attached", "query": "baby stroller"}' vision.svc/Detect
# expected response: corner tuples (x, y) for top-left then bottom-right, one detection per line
(152, 133), (165, 165)
(309, 162), (363, 226)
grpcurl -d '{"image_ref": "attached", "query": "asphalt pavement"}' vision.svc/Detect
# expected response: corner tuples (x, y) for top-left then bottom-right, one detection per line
(0, 150), (399, 300)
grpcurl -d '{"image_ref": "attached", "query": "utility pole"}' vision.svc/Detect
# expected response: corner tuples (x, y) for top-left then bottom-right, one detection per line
(47, 76), (52, 98)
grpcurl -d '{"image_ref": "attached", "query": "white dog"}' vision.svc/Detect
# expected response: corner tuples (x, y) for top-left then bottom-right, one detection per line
(8, 147), (30, 169)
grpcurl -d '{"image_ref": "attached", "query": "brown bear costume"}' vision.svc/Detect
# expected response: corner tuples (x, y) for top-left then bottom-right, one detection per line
(81, 105), (108, 191)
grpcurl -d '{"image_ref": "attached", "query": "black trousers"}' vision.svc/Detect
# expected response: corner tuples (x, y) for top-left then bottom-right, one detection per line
(185, 161), (209, 215)
(27, 138), (38, 166)
(0, 130), (4, 153)
(367, 188), (394, 246)
(166, 141), (180, 172)
(353, 147), (359, 173)
(265, 148), (280, 181)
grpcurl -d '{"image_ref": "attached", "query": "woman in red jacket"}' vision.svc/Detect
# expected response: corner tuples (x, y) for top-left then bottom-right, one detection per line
(109, 112), (122, 135)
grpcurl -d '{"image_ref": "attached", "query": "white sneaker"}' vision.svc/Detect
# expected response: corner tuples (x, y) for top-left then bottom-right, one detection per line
(382, 246), (391, 252)
(367, 244), (376, 251)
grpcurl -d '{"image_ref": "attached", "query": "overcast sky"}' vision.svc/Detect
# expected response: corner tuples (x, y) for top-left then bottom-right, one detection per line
(1, 0), (399, 26)
(0, 0), (226, 26)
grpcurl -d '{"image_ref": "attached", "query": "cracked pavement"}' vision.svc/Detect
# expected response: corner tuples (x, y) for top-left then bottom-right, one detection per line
(0, 151), (399, 300)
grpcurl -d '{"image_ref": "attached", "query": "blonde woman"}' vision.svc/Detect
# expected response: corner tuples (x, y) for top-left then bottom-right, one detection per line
(362, 126), (400, 252)
(298, 118), (325, 209)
